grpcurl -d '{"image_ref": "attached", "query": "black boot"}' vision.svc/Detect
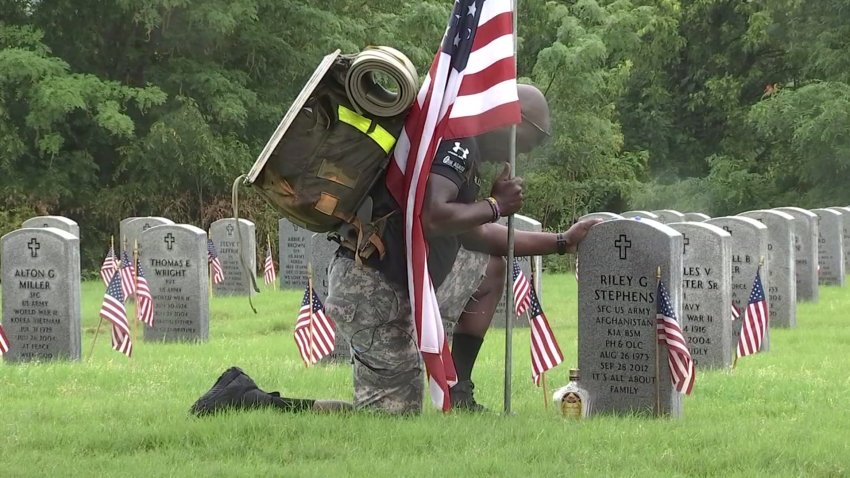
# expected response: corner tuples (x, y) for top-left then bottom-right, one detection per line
(190, 367), (285, 417)
(450, 380), (487, 412)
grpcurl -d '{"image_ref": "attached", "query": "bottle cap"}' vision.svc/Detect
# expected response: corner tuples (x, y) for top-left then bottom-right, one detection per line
(569, 368), (580, 381)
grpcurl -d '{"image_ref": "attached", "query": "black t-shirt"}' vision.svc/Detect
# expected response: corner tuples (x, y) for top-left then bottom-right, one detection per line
(427, 137), (481, 288)
(351, 137), (481, 290)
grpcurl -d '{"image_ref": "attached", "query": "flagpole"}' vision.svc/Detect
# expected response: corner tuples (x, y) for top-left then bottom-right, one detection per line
(503, 0), (519, 417)
(133, 240), (140, 347)
(308, 262), (315, 366)
(88, 317), (104, 361)
(655, 266), (662, 417)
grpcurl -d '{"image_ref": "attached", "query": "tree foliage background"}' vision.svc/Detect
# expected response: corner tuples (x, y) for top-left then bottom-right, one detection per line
(2, 0), (849, 273)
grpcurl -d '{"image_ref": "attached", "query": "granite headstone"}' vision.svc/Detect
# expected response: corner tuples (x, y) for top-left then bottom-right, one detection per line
(738, 210), (797, 328)
(828, 207), (850, 273)
(669, 222), (733, 369)
(620, 211), (660, 221)
(579, 212), (624, 222)
(21, 216), (80, 238)
(278, 219), (314, 289)
(2, 228), (81, 362)
(140, 224), (209, 342)
(812, 208), (845, 286)
(651, 210), (687, 224)
(209, 219), (257, 296)
(774, 207), (819, 302)
(123, 217), (174, 253)
(683, 213), (711, 222)
(577, 218), (684, 417)
(705, 217), (770, 353)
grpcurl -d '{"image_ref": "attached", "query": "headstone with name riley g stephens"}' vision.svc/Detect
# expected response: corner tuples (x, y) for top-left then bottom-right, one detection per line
(577, 218), (684, 417)
(140, 224), (209, 342)
(2, 228), (81, 362)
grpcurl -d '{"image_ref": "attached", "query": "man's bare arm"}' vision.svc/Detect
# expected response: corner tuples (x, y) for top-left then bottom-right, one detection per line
(460, 219), (602, 256)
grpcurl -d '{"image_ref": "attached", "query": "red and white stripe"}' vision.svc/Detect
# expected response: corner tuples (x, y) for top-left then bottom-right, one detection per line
(210, 258), (224, 285)
(530, 315), (563, 386)
(384, 0), (520, 411)
(731, 303), (740, 321)
(656, 281), (694, 395)
(100, 274), (132, 358)
(738, 298), (768, 357)
(136, 274), (154, 327)
(100, 248), (118, 286)
(120, 258), (136, 298)
(264, 249), (276, 285)
(656, 317), (694, 394)
(294, 290), (336, 365)
(0, 325), (10, 355)
(513, 263), (532, 316)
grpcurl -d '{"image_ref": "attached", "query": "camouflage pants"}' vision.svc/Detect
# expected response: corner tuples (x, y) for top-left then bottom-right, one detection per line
(325, 248), (489, 414)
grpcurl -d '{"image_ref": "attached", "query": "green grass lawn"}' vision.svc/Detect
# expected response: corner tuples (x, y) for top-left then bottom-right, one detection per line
(2, 275), (849, 477)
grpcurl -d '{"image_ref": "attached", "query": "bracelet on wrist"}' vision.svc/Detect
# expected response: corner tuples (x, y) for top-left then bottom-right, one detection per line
(485, 197), (500, 223)
(556, 232), (568, 255)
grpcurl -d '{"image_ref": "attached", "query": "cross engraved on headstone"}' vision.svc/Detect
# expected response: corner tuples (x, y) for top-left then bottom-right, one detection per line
(226, 224), (234, 236)
(614, 234), (632, 260)
(683, 235), (690, 254)
(42, 223), (49, 227)
(143, 223), (151, 231)
(27, 238), (40, 258)
(164, 233), (176, 250)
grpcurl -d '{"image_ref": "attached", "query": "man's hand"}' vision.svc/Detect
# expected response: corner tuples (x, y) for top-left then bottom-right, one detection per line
(562, 218), (603, 253)
(489, 162), (523, 216)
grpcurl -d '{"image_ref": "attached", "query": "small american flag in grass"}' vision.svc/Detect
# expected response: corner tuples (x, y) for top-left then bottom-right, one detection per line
(656, 280), (694, 395)
(207, 239), (224, 285)
(100, 272), (132, 357)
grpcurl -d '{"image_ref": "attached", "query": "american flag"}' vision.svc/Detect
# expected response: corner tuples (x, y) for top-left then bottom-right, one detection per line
(263, 245), (276, 285)
(384, 0), (521, 410)
(100, 271), (133, 357)
(0, 324), (10, 355)
(737, 269), (768, 358)
(119, 250), (136, 298)
(207, 239), (224, 285)
(731, 303), (740, 321)
(136, 259), (154, 327)
(527, 284), (564, 385)
(656, 280), (694, 395)
(512, 260), (531, 315)
(100, 246), (118, 286)
(294, 287), (336, 365)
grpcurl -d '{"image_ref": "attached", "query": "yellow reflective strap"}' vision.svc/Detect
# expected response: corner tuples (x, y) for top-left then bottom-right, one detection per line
(337, 105), (397, 154)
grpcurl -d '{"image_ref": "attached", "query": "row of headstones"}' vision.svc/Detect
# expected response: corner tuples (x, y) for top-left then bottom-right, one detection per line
(1, 217), (270, 362)
(574, 206), (849, 418)
(585, 207), (850, 291)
